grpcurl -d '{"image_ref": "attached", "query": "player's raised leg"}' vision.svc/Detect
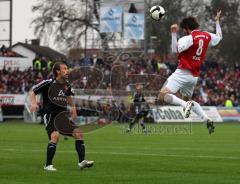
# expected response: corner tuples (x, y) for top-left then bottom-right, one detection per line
(182, 95), (214, 134)
(158, 77), (215, 134)
(158, 70), (191, 109)
(190, 100), (214, 134)
(158, 81), (187, 108)
(158, 87), (194, 118)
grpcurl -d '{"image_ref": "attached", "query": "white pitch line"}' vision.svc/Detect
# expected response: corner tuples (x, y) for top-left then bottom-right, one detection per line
(0, 148), (240, 160)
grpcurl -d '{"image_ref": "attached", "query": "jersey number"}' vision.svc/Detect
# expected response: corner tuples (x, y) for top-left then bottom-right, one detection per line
(196, 39), (204, 56)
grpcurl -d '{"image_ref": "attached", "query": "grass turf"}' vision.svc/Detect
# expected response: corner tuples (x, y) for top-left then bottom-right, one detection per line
(0, 121), (240, 184)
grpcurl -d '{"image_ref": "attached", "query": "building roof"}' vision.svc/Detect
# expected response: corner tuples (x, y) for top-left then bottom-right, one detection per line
(12, 42), (67, 60)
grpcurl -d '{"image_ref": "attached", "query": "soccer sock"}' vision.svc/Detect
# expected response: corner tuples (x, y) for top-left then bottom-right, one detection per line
(139, 119), (146, 130)
(46, 142), (56, 166)
(129, 115), (140, 130)
(164, 94), (187, 107)
(129, 122), (135, 130)
(191, 101), (209, 121)
(75, 140), (85, 163)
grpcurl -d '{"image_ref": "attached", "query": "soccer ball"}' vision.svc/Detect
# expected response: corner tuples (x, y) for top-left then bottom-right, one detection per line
(149, 5), (165, 21)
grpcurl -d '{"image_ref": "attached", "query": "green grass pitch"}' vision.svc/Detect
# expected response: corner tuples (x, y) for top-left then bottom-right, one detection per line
(0, 121), (240, 184)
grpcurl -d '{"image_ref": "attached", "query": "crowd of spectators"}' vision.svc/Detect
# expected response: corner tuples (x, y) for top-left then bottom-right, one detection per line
(0, 67), (49, 94)
(0, 56), (239, 106)
(194, 61), (240, 106)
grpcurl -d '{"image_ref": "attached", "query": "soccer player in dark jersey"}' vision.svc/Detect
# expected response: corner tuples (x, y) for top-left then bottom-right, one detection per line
(30, 62), (94, 171)
(126, 84), (150, 133)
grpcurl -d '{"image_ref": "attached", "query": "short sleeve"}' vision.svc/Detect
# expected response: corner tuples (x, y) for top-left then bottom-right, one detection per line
(32, 79), (52, 95)
(177, 35), (193, 53)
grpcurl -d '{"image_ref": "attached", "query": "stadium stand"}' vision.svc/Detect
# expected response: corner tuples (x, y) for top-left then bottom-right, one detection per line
(0, 57), (239, 106)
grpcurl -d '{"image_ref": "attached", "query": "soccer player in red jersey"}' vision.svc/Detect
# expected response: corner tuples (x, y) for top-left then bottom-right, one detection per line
(158, 11), (222, 134)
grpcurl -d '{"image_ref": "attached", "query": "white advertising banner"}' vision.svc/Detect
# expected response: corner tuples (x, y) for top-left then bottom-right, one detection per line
(124, 13), (144, 40)
(151, 106), (223, 123)
(0, 94), (26, 105)
(0, 57), (32, 70)
(100, 6), (123, 33)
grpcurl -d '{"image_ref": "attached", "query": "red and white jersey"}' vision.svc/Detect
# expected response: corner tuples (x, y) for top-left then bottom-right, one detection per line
(171, 21), (222, 77)
(178, 30), (211, 76)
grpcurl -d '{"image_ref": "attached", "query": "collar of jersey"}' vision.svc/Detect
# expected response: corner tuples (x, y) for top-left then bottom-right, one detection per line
(191, 29), (200, 33)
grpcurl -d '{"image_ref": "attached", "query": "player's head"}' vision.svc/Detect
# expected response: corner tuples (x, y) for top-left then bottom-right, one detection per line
(52, 62), (69, 80)
(136, 84), (143, 92)
(180, 16), (199, 34)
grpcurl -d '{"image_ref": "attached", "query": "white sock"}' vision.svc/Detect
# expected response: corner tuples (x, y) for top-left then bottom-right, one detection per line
(191, 101), (209, 121)
(164, 94), (187, 107)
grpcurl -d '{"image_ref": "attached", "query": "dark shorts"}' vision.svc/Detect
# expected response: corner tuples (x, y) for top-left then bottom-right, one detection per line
(136, 110), (149, 119)
(43, 112), (78, 139)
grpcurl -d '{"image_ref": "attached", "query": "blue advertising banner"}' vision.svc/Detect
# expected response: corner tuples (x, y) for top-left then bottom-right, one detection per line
(124, 13), (144, 40)
(100, 6), (123, 33)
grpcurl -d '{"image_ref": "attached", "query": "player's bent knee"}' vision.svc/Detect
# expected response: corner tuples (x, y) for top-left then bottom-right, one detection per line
(182, 96), (191, 101)
(50, 131), (60, 143)
(72, 128), (84, 140)
(158, 91), (167, 102)
(74, 132), (84, 140)
(158, 87), (174, 102)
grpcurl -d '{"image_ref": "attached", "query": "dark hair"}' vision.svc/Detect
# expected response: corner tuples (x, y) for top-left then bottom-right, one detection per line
(180, 17), (199, 31)
(52, 62), (66, 77)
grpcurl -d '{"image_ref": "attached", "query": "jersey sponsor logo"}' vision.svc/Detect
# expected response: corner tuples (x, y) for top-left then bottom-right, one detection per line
(48, 83), (68, 107)
(58, 90), (65, 97)
(52, 90), (67, 102)
(52, 96), (67, 102)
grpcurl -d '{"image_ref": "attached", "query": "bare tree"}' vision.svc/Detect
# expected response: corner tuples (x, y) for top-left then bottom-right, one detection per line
(32, 0), (108, 50)
(205, 0), (240, 63)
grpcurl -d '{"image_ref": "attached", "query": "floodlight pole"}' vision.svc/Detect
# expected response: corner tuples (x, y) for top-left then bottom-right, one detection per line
(10, 0), (12, 47)
(144, 0), (152, 58)
(84, 0), (88, 58)
(0, 0), (12, 47)
(144, 0), (147, 57)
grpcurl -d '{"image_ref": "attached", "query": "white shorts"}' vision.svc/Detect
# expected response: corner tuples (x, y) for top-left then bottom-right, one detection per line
(163, 69), (198, 97)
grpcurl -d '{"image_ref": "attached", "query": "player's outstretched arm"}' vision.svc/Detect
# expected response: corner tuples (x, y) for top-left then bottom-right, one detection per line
(215, 10), (222, 40)
(170, 24), (179, 53)
(209, 10), (222, 47)
(215, 10), (221, 22)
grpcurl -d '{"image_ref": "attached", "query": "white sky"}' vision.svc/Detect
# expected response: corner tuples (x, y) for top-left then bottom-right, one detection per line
(12, 0), (38, 45)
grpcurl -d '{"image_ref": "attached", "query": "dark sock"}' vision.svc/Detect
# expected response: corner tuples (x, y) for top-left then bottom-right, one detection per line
(75, 140), (85, 162)
(140, 119), (146, 130)
(46, 142), (56, 166)
(129, 116), (139, 130)
(140, 122), (146, 130)
(129, 122), (135, 130)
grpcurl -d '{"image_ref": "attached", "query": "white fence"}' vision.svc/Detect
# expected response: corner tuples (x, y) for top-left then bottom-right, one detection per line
(0, 94), (239, 123)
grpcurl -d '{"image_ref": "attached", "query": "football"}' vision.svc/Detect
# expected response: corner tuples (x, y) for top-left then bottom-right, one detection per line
(149, 5), (165, 21)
